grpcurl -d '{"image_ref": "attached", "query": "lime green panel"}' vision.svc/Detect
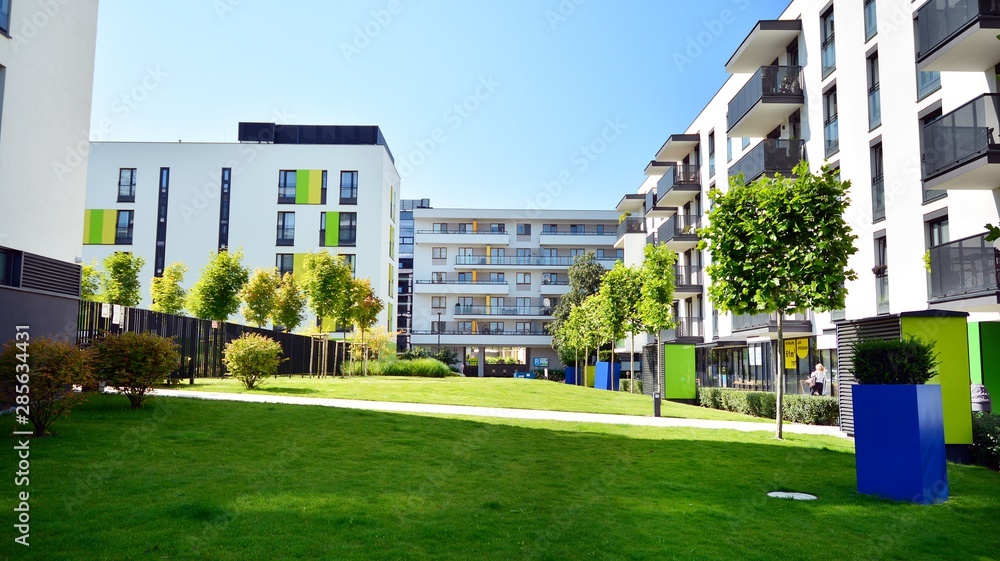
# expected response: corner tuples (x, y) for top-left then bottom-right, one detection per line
(102, 211), (117, 244)
(389, 225), (396, 259)
(979, 322), (1000, 398)
(309, 170), (323, 204)
(292, 253), (307, 276)
(83, 210), (96, 244)
(84, 210), (117, 245)
(325, 212), (340, 247)
(320, 316), (337, 333)
(969, 323), (984, 385)
(664, 344), (697, 399)
(585, 366), (595, 388)
(901, 316), (972, 445)
(387, 302), (394, 332)
(295, 170), (310, 204)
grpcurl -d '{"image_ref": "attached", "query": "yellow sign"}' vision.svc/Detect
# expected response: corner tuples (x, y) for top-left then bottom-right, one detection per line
(784, 340), (797, 369)
(796, 338), (809, 359)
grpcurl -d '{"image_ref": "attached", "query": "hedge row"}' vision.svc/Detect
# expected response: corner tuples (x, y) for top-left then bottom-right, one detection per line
(698, 387), (840, 426)
(341, 358), (458, 378)
(972, 412), (1000, 471)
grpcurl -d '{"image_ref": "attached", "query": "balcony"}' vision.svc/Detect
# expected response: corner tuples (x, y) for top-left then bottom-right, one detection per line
(655, 134), (700, 162)
(413, 280), (510, 296)
(727, 66), (804, 137)
(410, 329), (552, 347)
(731, 312), (812, 337)
(597, 258), (623, 269)
(725, 20), (803, 73)
(616, 217), (646, 240)
(659, 215), (702, 252)
(674, 266), (704, 298)
(539, 280), (570, 295)
(664, 317), (704, 343)
(729, 139), (805, 184)
(539, 230), (617, 246)
(414, 230), (510, 246)
(616, 193), (646, 214)
(921, 94), (1000, 191)
(454, 255), (575, 268)
(644, 189), (676, 218)
(655, 165), (701, 207)
(916, 0), (1000, 71)
(928, 233), (1000, 310)
(454, 305), (554, 318)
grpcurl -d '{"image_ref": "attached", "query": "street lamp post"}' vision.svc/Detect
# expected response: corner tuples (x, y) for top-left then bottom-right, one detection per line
(437, 312), (442, 353)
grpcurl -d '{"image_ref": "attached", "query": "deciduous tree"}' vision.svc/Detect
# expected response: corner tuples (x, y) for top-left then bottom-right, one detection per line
(300, 251), (353, 331)
(240, 268), (279, 328)
(599, 262), (643, 392)
(101, 252), (145, 307)
(639, 243), (678, 406)
(186, 249), (250, 321)
(272, 272), (306, 332)
(150, 262), (187, 314)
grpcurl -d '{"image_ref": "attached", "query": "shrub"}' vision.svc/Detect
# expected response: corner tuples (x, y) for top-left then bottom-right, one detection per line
(850, 337), (940, 385)
(91, 332), (180, 409)
(698, 388), (839, 426)
(223, 333), (284, 389)
(698, 387), (722, 410)
(783, 395), (840, 426)
(619, 378), (642, 393)
(971, 412), (1000, 471)
(0, 338), (93, 437)
(341, 358), (457, 378)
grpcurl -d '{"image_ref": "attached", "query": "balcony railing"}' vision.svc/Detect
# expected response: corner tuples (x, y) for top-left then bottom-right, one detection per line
(871, 174), (885, 221)
(727, 65), (804, 132)
(732, 312), (811, 331)
(917, 0), (1000, 61)
(675, 265), (703, 286)
(412, 329), (549, 336)
(616, 217), (646, 238)
(539, 230), (616, 237)
(663, 164), (701, 189)
(118, 185), (136, 203)
(729, 139), (805, 184)
(929, 233), (1000, 302)
(454, 306), (553, 316)
(417, 229), (506, 235)
(921, 94), (1000, 180)
(662, 215), (702, 239)
(455, 255), (577, 266)
(664, 317), (704, 341)
(824, 115), (840, 157)
(540, 279), (569, 286)
(277, 186), (296, 204)
(821, 35), (836, 77)
(415, 280), (509, 285)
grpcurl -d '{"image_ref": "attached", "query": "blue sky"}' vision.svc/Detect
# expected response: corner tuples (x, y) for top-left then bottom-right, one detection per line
(90, 0), (789, 210)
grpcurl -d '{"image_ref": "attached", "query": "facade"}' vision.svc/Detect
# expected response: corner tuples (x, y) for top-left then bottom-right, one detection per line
(618, 0), (1000, 397)
(82, 123), (401, 332)
(0, 0), (100, 342)
(410, 208), (621, 373)
(396, 197), (432, 351)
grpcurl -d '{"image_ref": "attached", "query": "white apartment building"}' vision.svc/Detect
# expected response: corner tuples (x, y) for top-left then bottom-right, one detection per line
(618, 0), (1000, 396)
(0, 0), (100, 342)
(410, 208), (621, 374)
(396, 198), (432, 351)
(82, 123), (401, 332)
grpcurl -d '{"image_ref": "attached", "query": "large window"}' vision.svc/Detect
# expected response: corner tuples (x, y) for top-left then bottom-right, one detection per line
(821, 7), (836, 78)
(340, 171), (358, 204)
(339, 212), (357, 246)
(490, 223), (505, 233)
(115, 211), (134, 245)
(870, 143), (885, 222)
(343, 254), (356, 276)
(913, 20), (941, 100)
(708, 131), (716, 178)
(432, 247), (447, 259)
(516, 272), (531, 285)
(927, 216), (949, 248)
(823, 87), (839, 157)
(0, 0), (10, 34)
(432, 296), (446, 309)
(867, 52), (881, 130)
(864, 0), (877, 41)
(516, 223), (531, 235)
(874, 235), (889, 315)
(276, 254), (294, 277)
(920, 108), (945, 203)
(278, 170), (296, 203)
(276, 212), (295, 246)
(433, 223), (448, 233)
(118, 169), (136, 202)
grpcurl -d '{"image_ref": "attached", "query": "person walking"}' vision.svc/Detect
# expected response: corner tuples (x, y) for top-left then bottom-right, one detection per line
(810, 364), (828, 396)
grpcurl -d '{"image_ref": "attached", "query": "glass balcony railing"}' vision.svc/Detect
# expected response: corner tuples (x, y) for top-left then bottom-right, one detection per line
(415, 280), (508, 285)
(616, 217), (646, 238)
(664, 317), (704, 341)
(727, 66), (804, 132)
(732, 312), (811, 331)
(921, 94), (1000, 179)
(455, 255), (576, 266)
(929, 233), (1000, 301)
(662, 164), (701, 189)
(917, 0), (1000, 61)
(453, 306), (554, 316)
(660, 215), (702, 243)
(821, 36), (836, 77)
(729, 139), (805, 184)
(674, 265), (704, 286)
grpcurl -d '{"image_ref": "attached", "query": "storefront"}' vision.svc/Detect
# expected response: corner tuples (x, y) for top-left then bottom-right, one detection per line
(695, 335), (838, 396)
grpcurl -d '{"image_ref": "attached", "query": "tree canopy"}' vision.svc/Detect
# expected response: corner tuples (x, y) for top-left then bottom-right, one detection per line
(186, 249), (250, 321)
(638, 243), (678, 335)
(150, 262), (187, 314)
(101, 252), (145, 307)
(272, 272), (306, 332)
(300, 251), (354, 331)
(548, 251), (606, 344)
(240, 268), (279, 328)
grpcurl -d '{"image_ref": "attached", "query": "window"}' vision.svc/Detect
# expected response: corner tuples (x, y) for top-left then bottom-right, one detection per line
(542, 224), (557, 234)
(343, 254), (356, 276)
(487, 322), (504, 334)
(489, 247), (505, 261)
(457, 297), (473, 308)
(0, 248), (20, 287)
(433, 223), (448, 233)
(489, 272), (505, 283)
(516, 273), (531, 285)
(570, 248), (585, 258)
(570, 224), (583, 234)
(118, 169), (136, 202)
(516, 297), (531, 309)
(432, 247), (447, 259)
(823, 87), (839, 157)
(457, 321), (473, 333)
(595, 225), (605, 234)
(913, 20), (941, 100)
(458, 247), (474, 257)
(112, 210), (134, 245)
(516, 248), (531, 264)
(867, 52), (881, 130)
(276, 254), (294, 277)
(741, 137), (750, 149)
(871, 143), (885, 222)
(596, 249), (608, 259)
(727, 137), (733, 163)
(516, 322), (532, 334)
(218, 168), (232, 251)
(0, 0), (9, 34)
(874, 235), (889, 315)
(864, 0), (877, 41)
(340, 171), (358, 205)
(616, 249), (624, 260)
(457, 272), (472, 283)
(154, 168), (170, 275)
(708, 131), (716, 178)
(927, 216), (949, 248)
(432, 296), (446, 309)
(276, 212), (295, 245)
(432, 272), (446, 283)
(490, 223), (505, 233)
(431, 321), (447, 334)
(517, 223), (531, 235)
(339, 212), (357, 246)
(457, 223), (472, 233)
(542, 273), (559, 284)
(920, 108), (945, 203)
(821, 7), (836, 78)
(278, 170), (296, 203)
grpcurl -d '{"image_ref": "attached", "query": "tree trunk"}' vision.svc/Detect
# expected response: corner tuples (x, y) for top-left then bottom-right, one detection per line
(362, 328), (367, 377)
(629, 333), (636, 394)
(775, 312), (785, 440)
(609, 339), (615, 390)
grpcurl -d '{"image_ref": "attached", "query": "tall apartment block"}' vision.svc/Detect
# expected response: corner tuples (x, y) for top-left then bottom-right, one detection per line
(0, 0), (100, 342)
(410, 208), (621, 374)
(82, 123), (401, 331)
(396, 197), (432, 351)
(618, 0), (1000, 399)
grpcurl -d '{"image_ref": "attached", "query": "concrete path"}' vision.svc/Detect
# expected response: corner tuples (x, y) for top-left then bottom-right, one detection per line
(152, 389), (850, 438)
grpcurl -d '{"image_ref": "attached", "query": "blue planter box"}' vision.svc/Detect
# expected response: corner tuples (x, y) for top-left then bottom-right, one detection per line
(564, 367), (577, 385)
(852, 384), (948, 504)
(594, 362), (621, 391)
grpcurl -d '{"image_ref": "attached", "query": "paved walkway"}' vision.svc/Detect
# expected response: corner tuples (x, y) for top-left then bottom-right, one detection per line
(153, 389), (850, 438)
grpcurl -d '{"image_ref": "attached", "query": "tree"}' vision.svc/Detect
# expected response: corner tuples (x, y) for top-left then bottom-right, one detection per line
(101, 252), (145, 306)
(81, 261), (104, 301)
(548, 251), (606, 357)
(186, 249), (250, 322)
(599, 262), (643, 392)
(240, 268), (279, 328)
(557, 294), (604, 386)
(699, 162), (858, 439)
(91, 332), (180, 409)
(638, 243), (678, 407)
(0, 338), (93, 436)
(150, 262), (187, 314)
(272, 272), (306, 332)
(349, 278), (385, 376)
(300, 251), (353, 331)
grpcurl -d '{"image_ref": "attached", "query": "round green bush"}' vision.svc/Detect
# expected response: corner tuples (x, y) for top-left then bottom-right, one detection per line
(223, 333), (284, 389)
(91, 332), (180, 409)
(850, 337), (940, 385)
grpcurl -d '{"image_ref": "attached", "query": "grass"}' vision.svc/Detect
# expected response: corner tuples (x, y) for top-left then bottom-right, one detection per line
(168, 376), (772, 423)
(2, 394), (999, 560)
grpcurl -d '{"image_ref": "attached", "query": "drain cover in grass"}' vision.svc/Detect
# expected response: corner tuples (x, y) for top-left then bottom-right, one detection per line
(767, 492), (817, 501)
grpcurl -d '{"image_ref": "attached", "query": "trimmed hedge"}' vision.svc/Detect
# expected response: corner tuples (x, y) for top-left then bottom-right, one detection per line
(619, 379), (642, 393)
(971, 412), (1000, 471)
(698, 387), (839, 426)
(341, 358), (457, 378)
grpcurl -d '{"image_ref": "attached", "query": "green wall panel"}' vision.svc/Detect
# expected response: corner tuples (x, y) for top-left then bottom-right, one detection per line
(295, 170), (323, 204)
(976, 322), (1000, 399)
(325, 212), (340, 247)
(663, 344), (696, 400)
(969, 323), (983, 385)
(83, 210), (117, 245)
(901, 316), (972, 445)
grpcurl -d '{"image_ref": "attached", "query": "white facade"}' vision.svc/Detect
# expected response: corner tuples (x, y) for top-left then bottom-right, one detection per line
(411, 208), (621, 370)
(619, 0), (1000, 348)
(0, 0), (99, 263)
(83, 128), (400, 331)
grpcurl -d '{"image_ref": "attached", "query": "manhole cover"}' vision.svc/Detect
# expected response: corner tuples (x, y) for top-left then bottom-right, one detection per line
(767, 492), (817, 501)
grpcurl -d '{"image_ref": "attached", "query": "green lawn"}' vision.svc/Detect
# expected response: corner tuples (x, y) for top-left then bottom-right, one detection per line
(169, 376), (771, 423)
(2, 395), (999, 560)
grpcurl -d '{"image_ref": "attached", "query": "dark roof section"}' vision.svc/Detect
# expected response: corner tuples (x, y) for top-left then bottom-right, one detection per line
(238, 122), (395, 164)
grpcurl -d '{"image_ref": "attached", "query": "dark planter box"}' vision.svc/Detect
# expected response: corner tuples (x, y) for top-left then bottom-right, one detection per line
(852, 384), (948, 504)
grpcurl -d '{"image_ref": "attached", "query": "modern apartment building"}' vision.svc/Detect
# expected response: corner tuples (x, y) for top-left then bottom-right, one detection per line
(410, 208), (621, 374)
(0, 0), (100, 342)
(618, 0), (1000, 398)
(396, 197), (432, 351)
(82, 123), (401, 332)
